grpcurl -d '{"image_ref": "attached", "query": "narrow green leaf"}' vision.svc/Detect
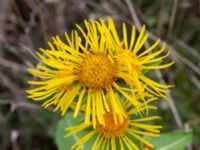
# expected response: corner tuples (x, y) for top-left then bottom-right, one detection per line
(54, 112), (96, 150)
(145, 130), (193, 150)
(54, 112), (85, 150)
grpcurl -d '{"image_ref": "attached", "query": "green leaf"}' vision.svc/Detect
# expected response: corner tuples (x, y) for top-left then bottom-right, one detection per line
(54, 112), (95, 150)
(145, 130), (193, 150)
(54, 112), (84, 150)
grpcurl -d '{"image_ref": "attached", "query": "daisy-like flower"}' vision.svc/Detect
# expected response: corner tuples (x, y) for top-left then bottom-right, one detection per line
(116, 24), (174, 99)
(26, 17), (172, 127)
(64, 98), (162, 150)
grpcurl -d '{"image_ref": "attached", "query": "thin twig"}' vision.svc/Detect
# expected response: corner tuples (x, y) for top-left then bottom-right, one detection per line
(0, 71), (23, 98)
(150, 33), (200, 76)
(0, 99), (11, 105)
(190, 74), (200, 89)
(35, 0), (49, 42)
(19, 43), (40, 61)
(124, 0), (184, 128)
(175, 39), (200, 61)
(4, 44), (34, 68)
(156, 0), (165, 36)
(167, 0), (178, 40)
(0, 99), (52, 111)
(0, 58), (27, 72)
(0, 0), (9, 43)
(184, 122), (193, 150)
(199, 0), (200, 13)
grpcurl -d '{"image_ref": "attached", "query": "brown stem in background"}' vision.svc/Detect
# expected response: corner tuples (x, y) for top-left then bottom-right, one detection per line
(167, 0), (178, 40)
(124, 0), (184, 129)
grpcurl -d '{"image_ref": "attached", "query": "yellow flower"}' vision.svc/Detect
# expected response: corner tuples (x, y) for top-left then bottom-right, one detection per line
(115, 23), (174, 99)
(26, 17), (172, 127)
(64, 99), (162, 150)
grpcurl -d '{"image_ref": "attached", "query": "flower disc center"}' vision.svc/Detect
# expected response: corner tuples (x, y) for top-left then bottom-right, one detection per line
(96, 112), (128, 137)
(79, 53), (116, 90)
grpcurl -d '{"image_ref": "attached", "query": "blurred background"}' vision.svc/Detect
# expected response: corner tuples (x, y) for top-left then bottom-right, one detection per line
(0, 0), (200, 149)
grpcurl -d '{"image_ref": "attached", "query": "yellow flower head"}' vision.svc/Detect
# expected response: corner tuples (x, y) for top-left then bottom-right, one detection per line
(64, 99), (162, 150)
(26, 17), (172, 127)
(116, 23), (174, 99)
